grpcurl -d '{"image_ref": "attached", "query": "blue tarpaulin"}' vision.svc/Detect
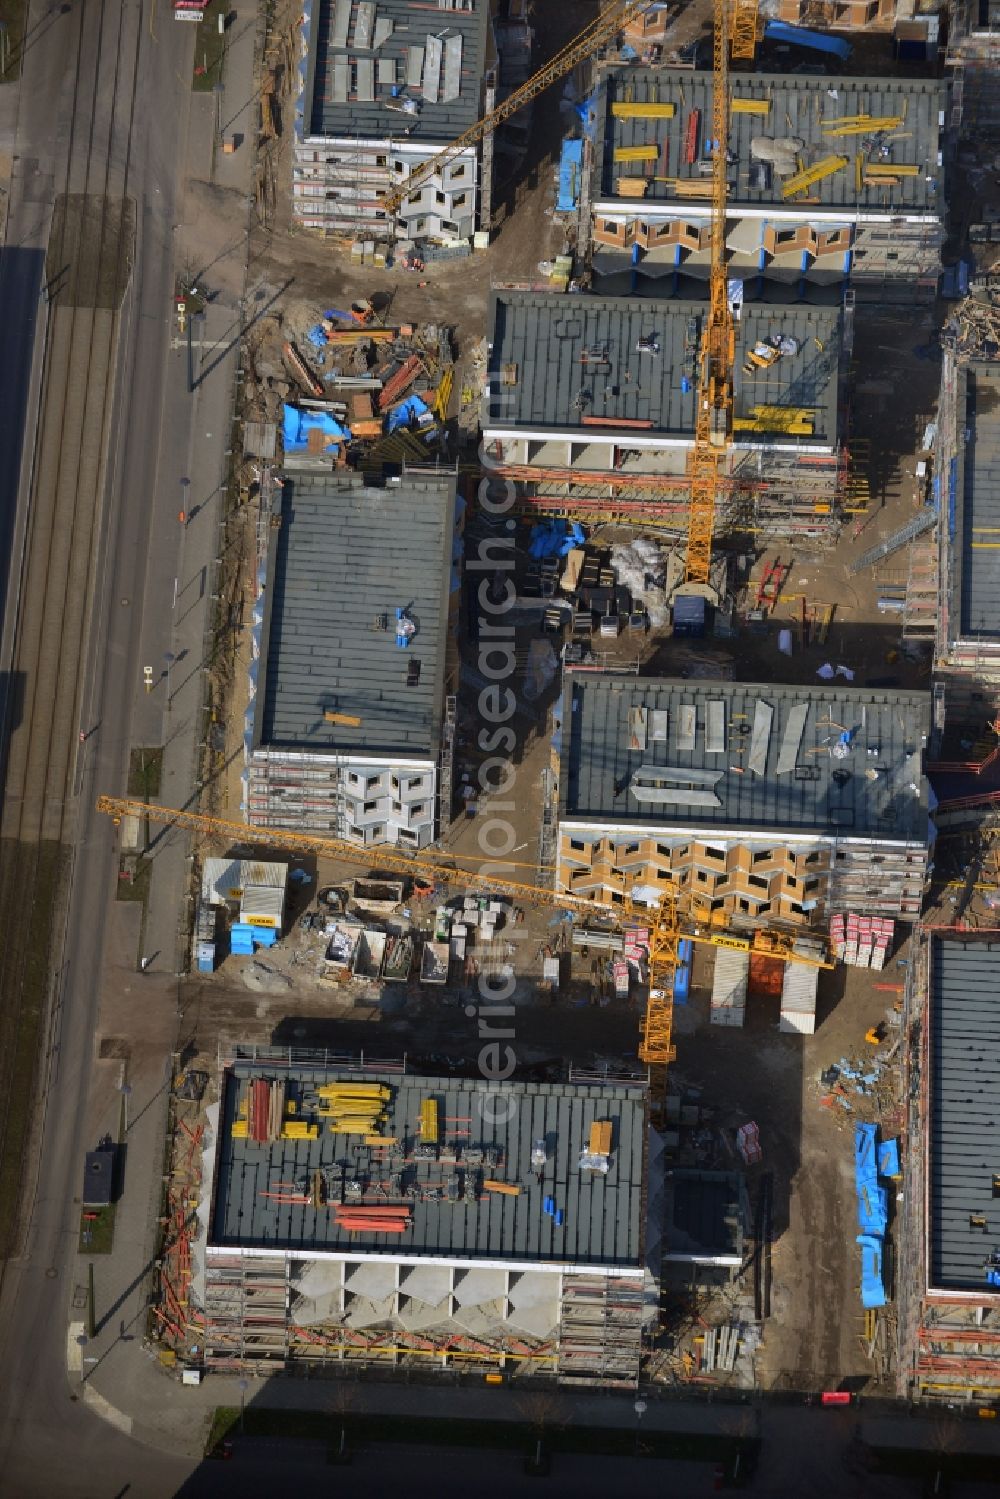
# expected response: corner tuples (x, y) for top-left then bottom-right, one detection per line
(858, 1235), (887, 1308)
(528, 520), (586, 558)
(878, 1138), (900, 1179)
(575, 91), (600, 134)
(855, 1122), (887, 1235)
(764, 20), (852, 57)
(306, 324), (327, 349)
(386, 393), (430, 432)
(558, 139), (584, 212)
(283, 404), (351, 451)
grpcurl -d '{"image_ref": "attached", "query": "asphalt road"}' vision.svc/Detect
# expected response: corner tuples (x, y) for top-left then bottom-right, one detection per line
(0, 0), (207, 1491)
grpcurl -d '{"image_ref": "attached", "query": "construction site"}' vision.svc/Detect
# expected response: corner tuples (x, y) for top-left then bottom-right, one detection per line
(90, 0), (1000, 1419)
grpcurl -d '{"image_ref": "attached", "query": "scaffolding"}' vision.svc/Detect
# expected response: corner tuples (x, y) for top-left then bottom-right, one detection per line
(203, 1255), (290, 1371)
(901, 933), (1000, 1404)
(439, 694), (457, 833)
(556, 1273), (645, 1386)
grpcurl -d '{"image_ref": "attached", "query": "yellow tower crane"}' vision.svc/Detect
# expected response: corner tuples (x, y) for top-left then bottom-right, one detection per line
(381, 0), (653, 219)
(96, 796), (831, 1117)
(680, 0), (735, 592)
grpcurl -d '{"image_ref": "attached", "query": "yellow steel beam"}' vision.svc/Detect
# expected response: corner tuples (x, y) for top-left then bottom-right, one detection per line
(611, 101), (676, 118)
(822, 115), (904, 136)
(614, 145), (660, 161)
(781, 155), (848, 199)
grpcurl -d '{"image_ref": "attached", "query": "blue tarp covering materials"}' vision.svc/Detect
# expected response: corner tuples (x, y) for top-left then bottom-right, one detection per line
(764, 20), (852, 57)
(283, 404), (351, 451)
(386, 393), (430, 432)
(575, 91), (600, 133)
(878, 1138), (900, 1179)
(855, 1123), (887, 1235)
(231, 922), (277, 953)
(854, 1123), (898, 1308)
(558, 139), (584, 212)
(858, 1235), (887, 1308)
(673, 942), (693, 1006)
(306, 324), (327, 348)
(528, 520), (586, 558)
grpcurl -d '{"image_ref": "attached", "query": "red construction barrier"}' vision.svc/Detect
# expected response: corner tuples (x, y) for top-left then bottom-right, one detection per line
(821, 1391), (852, 1407)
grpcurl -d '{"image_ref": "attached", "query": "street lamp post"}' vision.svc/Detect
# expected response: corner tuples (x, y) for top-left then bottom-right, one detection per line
(119, 1081), (133, 1136)
(633, 1397), (647, 1455)
(239, 1377), (249, 1434)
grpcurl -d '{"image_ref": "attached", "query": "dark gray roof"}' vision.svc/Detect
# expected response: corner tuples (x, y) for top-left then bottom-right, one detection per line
(486, 292), (840, 446)
(664, 1169), (746, 1262)
(953, 362), (1000, 642)
(305, 0), (490, 143)
(255, 471), (454, 758)
(560, 677), (930, 841)
(929, 938), (1000, 1293)
(211, 1064), (647, 1268)
(593, 69), (944, 213)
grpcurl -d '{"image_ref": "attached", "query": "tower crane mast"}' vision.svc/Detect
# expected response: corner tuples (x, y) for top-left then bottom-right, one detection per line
(681, 0), (735, 590)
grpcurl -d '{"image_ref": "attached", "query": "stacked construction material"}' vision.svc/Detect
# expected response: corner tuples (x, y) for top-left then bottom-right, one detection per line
(778, 961), (819, 1035)
(736, 1122), (762, 1165)
(247, 1077), (287, 1144)
(710, 948), (749, 1027)
(831, 914), (895, 969)
(316, 1081), (389, 1135)
(419, 1096), (439, 1145)
(333, 1202), (411, 1235)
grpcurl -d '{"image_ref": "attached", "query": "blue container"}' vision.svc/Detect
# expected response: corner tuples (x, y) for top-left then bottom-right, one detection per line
(672, 593), (706, 639)
(543, 1196), (554, 1216)
(554, 1209), (564, 1227)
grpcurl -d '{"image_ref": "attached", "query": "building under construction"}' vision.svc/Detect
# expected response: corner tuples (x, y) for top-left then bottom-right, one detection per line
(484, 290), (850, 543)
(245, 469), (461, 843)
(773, 0), (940, 42)
(292, 0), (496, 243)
(901, 936), (1000, 1404)
(587, 70), (945, 299)
(936, 357), (1000, 701)
(196, 1053), (658, 1385)
(556, 676), (932, 925)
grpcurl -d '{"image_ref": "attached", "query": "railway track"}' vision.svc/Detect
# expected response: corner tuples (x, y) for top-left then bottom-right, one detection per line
(0, 0), (143, 1257)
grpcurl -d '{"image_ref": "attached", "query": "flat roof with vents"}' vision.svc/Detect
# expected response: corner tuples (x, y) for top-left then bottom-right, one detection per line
(593, 69), (944, 215)
(928, 938), (1000, 1294)
(253, 471), (456, 759)
(210, 1062), (648, 1271)
(952, 362), (1000, 644)
(302, 0), (491, 145)
(485, 291), (841, 450)
(560, 676), (930, 842)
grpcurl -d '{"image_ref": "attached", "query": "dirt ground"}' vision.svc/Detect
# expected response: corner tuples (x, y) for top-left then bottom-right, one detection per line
(670, 936), (908, 1392)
